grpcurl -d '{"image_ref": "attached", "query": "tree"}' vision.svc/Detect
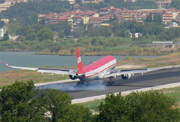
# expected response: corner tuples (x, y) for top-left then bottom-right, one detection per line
(153, 14), (162, 24)
(7, 21), (21, 35)
(37, 28), (53, 41)
(0, 81), (48, 121)
(145, 13), (153, 23)
(87, 26), (112, 37)
(0, 81), (92, 122)
(95, 91), (180, 122)
(0, 20), (4, 28)
(59, 104), (92, 122)
(71, 26), (86, 38)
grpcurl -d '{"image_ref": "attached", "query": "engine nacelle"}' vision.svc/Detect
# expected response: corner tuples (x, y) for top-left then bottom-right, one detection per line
(69, 75), (77, 80)
(121, 74), (131, 80)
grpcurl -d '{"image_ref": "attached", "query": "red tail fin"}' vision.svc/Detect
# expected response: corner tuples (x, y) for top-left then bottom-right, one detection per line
(76, 47), (83, 73)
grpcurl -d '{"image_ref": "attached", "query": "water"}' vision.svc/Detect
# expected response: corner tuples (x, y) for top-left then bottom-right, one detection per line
(0, 52), (159, 73)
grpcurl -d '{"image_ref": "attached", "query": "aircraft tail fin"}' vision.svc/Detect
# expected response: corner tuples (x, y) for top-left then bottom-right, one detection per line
(76, 47), (83, 73)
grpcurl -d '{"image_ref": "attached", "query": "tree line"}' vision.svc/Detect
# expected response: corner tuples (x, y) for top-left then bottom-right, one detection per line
(0, 81), (180, 121)
(0, 18), (179, 55)
(6, 19), (180, 42)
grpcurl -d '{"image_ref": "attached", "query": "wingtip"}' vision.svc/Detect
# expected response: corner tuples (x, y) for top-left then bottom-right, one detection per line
(4, 62), (9, 67)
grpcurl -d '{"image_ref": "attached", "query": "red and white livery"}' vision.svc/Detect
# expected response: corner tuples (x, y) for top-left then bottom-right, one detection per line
(5, 47), (171, 85)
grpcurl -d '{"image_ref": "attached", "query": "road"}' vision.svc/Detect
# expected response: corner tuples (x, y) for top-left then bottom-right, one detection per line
(38, 67), (180, 99)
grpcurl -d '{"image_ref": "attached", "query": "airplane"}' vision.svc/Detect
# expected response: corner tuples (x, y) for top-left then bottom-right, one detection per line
(4, 47), (176, 86)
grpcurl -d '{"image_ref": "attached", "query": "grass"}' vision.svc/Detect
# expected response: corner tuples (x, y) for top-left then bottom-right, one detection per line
(0, 70), (69, 88)
(80, 86), (180, 112)
(162, 87), (180, 107)
(117, 52), (180, 68)
(80, 99), (105, 112)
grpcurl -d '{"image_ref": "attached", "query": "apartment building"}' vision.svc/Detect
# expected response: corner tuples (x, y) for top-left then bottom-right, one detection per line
(37, 6), (180, 27)
(162, 13), (173, 23)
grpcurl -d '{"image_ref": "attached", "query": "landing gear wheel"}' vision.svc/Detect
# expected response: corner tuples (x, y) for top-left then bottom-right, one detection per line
(107, 81), (114, 86)
(77, 81), (84, 86)
(107, 77), (114, 86)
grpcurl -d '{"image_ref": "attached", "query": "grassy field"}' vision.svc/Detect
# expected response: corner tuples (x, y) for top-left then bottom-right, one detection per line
(117, 52), (180, 68)
(81, 86), (180, 112)
(0, 70), (69, 88)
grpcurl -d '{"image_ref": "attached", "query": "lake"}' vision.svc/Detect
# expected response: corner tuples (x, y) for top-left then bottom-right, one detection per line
(0, 52), (159, 73)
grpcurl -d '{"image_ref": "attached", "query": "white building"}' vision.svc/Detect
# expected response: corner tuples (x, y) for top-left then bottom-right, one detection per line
(0, 28), (4, 38)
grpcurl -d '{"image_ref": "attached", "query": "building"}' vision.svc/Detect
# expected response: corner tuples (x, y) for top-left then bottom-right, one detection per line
(165, 22), (179, 28)
(0, 28), (4, 38)
(124, 0), (136, 2)
(152, 41), (174, 48)
(82, 0), (103, 4)
(82, 16), (89, 24)
(141, 41), (175, 48)
(0, 2), (12, 12)
(89, 17), (101, 26)
(156, 0), (172, 8)
(162, 13), (173, 23)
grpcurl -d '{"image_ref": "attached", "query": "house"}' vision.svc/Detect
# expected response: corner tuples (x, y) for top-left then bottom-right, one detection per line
(100, 15), (112, 22)
(99, 7), (109, 15)
(130, 32), (142, 38)
(165, 22), (179, 28)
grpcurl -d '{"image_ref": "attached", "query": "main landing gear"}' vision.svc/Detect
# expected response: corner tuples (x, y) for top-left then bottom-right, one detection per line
(77, 81), (84, 86)
(107, 77), (114, 86)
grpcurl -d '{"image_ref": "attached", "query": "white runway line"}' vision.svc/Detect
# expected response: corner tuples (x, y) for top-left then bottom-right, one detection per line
(35, 79), (78, 86)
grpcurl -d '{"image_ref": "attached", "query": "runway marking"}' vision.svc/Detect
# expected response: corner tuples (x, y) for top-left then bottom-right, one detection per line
(72, 81), (180, 104)
(35, 79), (78, 86)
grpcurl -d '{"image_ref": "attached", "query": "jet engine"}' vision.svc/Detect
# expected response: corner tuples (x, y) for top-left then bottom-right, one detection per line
(121, 74), (131, 80)
(69, 75), (77, 80)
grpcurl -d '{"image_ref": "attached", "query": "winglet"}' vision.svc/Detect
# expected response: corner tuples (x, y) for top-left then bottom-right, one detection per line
(76, 47), (83, 73)
(5, 62), (9, 67)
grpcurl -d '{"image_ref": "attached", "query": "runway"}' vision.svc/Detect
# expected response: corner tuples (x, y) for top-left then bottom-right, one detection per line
(38, 67), (180, 99)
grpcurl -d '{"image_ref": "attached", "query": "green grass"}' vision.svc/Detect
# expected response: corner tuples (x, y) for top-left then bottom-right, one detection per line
(162, 87), (180, 104)
(80, 86), (180, 112)
(80, 99), (104, 112)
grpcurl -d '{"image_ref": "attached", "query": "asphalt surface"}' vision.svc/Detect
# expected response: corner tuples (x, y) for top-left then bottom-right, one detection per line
(38, 67), (180, 99)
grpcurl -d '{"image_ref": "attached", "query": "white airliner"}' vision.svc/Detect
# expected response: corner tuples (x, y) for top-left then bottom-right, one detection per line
(5, 47), (175, 85)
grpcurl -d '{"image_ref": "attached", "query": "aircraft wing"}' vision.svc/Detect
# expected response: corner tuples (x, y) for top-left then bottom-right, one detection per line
(5, 63), (77, 75)
(104, 65), (179, 78)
